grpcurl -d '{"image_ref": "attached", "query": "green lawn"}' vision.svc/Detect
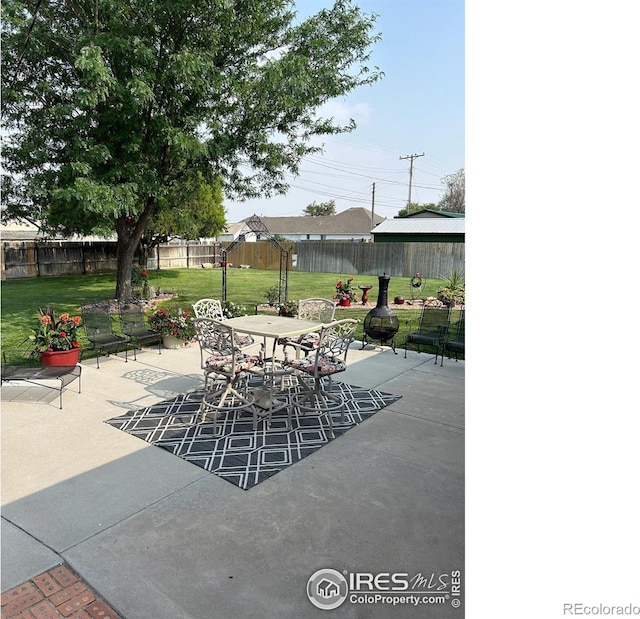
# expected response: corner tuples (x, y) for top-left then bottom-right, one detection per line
(1, 268), (461, 357)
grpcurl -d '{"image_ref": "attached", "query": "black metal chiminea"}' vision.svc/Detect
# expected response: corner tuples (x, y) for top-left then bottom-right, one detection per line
(362, 273), (400, 354)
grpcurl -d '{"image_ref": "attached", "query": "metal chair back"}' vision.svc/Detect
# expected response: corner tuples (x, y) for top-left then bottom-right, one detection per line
(118, 303), (162, 357)
(443, 310), (465, 364)
(297, 298), (336, 323)
(81, 305), (130, 368)
(404, 305), (451, 362)
(192, 298), (225, 321)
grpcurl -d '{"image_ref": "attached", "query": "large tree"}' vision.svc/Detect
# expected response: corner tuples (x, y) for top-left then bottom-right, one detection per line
(1, 0), (382, 299)
(302, 199), (336, 217)
(139, 172), (226, 266)
(438, 168), (465, 213)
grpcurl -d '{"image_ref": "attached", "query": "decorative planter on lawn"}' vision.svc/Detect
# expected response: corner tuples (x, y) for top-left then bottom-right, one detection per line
(40, 348), (81, 367)
(338, 299), (351, 307)
(162, 335), (189, 349)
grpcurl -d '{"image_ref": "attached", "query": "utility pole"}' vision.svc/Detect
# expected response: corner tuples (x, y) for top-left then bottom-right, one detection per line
(370, 182), (376, 226)
(399, 152), (424, 212)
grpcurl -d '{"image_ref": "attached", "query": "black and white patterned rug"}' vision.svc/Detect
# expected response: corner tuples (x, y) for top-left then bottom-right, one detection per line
(104, 378), (401, 490)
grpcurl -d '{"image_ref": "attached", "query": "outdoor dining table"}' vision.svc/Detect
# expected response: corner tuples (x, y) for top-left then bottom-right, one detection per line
(224, 314), (323, 416)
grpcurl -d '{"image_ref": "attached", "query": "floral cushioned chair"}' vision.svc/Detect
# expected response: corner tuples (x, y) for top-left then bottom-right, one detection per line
(192, 298), (254, 349)
(193, 318), (260, 435)
(278, 297), (336, 360)
(283, 318), (359, 437)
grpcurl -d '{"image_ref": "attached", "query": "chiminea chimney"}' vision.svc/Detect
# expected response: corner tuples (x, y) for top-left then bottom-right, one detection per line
(362, 273), (399, 354)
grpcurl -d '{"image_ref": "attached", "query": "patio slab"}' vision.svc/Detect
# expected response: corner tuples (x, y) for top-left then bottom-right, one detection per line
(63, 411), (463, 618)
(1, 341), (465, 617)
(0, 520), (61, 591)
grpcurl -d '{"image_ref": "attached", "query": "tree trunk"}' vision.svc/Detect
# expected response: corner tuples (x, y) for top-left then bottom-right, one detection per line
(114, 200), (156, 301)
(115, 234), (136, 301)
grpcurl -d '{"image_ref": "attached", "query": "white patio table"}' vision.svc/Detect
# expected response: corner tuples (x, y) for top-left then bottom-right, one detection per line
(224, 314), (323, 341)
(224, 314), (323, 419)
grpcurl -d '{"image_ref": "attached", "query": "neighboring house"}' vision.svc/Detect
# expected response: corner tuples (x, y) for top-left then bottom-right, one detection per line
(216, 221), (258, 243)
(0, 222), (115, 243)
(230, 207), (385, 241)
(371, 217), (465, 243)
(0, 226), (41, 242)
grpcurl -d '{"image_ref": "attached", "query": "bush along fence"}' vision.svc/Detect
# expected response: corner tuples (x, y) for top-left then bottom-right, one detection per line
(1, 240), (464, 281)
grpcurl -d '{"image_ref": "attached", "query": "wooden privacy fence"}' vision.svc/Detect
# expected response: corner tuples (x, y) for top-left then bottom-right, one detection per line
(1, 241), (223, 279)
(2, 239), (464, 280)
(1, 241), (119, 279)
(149, 243), (223, 270)
(293, 241), (465, 278)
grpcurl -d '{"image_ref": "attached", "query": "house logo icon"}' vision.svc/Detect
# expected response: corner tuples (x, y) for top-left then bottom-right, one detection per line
(307, 568), (348, 610)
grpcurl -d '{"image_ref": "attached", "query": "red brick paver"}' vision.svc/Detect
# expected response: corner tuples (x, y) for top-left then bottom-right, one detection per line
(1, 566), (122, 619)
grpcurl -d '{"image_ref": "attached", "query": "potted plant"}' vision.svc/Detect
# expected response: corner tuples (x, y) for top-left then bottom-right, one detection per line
(222, 301), (253, 318)
(131, 264), (151, 300)
(265, 285), (279, 306)
(277, 300), (298, 317)
(148, 308), (196, 348)
(334, 277), (358, 306)
(31, 306), (83, 366)
(436, 270), (465, 307)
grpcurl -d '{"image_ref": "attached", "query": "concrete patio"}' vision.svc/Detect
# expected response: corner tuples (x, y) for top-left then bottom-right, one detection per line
(1, 339), (464, 618)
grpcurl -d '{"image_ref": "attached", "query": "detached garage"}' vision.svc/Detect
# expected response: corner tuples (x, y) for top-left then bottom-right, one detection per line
(371, 218), (465, 243)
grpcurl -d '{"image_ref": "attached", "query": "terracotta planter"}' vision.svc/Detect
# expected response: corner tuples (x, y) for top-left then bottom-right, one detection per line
(338, 299), (351, 307)
(40, 348), (81, 366)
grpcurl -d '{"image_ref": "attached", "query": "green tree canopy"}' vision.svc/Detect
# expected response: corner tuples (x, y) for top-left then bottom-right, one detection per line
(397, 202), (438, 217)
(2, 0), (382, 299)
(303, 200), (337, 217)
(144, 173), (225, 245)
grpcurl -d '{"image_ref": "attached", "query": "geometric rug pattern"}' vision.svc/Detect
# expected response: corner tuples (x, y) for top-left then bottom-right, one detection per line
(105, 377), (401, 490)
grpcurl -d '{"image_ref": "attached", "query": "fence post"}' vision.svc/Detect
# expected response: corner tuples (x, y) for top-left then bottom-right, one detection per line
(35, 243), (41, 277)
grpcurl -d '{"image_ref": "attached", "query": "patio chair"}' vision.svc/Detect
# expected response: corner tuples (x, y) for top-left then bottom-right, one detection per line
(192, 298), (225, 321)
(404, 305), (451, 363)
(193, 298), (254, 349)
(442, 309), (465, 366)
(118, 303), (162, 359)
(193, 318), (259, 435)
(284, 318), (359, 438)
(2, 343), (82, 409)
(278, 297), (336, 360)
(81, 305), (131, 369)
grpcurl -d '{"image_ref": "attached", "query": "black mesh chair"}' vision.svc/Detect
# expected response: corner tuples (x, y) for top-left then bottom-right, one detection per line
(404, 305), (451, 363)
(443, 310), (465, 365)
(82, 306), (131, 368)
(119, 303), (162, 359)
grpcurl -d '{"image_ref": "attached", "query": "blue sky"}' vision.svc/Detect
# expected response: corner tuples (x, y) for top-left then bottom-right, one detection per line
(225, 0), (464, 221)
